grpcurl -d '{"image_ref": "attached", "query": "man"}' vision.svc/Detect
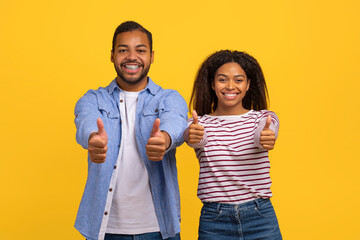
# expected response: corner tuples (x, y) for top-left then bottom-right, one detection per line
(74, 21), (188, 240)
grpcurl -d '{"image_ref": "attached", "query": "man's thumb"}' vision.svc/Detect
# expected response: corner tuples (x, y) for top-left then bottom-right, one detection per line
(192, 110), (198, 125)
(150, 118), (161, 137)
(97, 118), (106, 137)
(263, 115), (272, 130)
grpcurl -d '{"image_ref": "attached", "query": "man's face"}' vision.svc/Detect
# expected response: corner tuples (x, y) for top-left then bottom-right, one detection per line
(111, 30), (154, 91)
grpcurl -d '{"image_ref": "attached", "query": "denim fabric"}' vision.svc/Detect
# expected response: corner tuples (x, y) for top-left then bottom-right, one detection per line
(198, 198), (282, 240)
(103, 232), (180, 240)
(74, 78), (188, 240)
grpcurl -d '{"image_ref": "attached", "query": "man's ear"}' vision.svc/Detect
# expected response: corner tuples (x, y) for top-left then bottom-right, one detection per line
(150, 51), (154, 64)
(110, 51), (114, 63)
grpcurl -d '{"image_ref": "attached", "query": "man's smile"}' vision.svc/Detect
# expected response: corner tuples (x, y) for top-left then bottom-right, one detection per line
(121, 63), (142, 73)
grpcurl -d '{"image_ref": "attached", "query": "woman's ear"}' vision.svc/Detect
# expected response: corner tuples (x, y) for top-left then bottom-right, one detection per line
(211, 79), (215, 90)
(246, 79), (251, 91)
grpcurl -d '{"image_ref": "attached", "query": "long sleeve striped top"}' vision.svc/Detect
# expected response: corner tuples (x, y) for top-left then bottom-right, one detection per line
(185, 110), (279, 204)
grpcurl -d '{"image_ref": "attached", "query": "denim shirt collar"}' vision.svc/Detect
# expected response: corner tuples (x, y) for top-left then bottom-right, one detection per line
(107, 77), (160, 95)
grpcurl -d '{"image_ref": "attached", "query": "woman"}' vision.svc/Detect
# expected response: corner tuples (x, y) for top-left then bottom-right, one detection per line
(184, 50), (282, 240)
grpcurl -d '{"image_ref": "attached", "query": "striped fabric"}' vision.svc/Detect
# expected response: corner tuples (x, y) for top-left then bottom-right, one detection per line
(186, 110), (279, 204)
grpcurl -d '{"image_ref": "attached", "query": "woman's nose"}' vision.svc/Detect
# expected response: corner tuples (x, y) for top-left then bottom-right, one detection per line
(226, 81), (235, 89)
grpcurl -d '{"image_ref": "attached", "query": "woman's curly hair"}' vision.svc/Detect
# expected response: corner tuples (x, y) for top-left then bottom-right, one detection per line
(189, 50), (269, 116)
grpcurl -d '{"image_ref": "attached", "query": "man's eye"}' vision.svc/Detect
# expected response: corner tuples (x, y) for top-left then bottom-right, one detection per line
(138, 49), (146, 53)
(118, 49), (126, 53)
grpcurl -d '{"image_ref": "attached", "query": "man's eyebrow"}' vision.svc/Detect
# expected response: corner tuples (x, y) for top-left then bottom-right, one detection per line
(136, 44), (148, 48)
(116, 44), (148, 48)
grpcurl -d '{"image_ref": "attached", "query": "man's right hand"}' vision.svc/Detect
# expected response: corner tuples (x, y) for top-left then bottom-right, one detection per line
(187, 110), (205, 144)
(88, 118), (108, 163)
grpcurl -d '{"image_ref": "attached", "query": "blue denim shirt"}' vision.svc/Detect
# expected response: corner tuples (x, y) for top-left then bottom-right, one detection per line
(74, 78), (188, 240)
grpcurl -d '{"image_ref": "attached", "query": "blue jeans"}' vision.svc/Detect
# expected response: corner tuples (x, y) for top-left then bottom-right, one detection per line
(103, 232), (180, 240)
(198, 198), (282, 240)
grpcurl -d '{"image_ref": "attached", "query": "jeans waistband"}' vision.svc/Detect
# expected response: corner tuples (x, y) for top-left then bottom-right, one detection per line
(203, 198), (270, 211)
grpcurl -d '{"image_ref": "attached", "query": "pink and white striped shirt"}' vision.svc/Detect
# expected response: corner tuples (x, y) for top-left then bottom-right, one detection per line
(185, 110), (279, 204)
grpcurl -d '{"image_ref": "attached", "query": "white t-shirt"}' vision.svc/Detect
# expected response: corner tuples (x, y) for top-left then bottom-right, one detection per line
(106, 90), (160, 234)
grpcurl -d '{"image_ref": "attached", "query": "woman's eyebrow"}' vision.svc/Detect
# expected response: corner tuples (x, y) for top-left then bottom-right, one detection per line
(216, 74), (228, 78)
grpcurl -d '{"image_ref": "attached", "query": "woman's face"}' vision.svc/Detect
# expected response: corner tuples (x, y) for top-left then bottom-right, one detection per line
(212, 62), (250, 115)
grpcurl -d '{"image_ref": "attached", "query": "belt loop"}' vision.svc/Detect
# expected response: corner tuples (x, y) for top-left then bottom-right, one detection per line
(217, 203), (221, 212)
(254, 198), (260, 209)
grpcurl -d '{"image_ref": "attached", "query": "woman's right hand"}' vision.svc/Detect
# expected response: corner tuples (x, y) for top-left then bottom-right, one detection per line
(187, 110), (205, 144)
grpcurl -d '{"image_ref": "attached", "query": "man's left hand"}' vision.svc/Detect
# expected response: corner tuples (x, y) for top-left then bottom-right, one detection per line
(146, 118), (170, 161)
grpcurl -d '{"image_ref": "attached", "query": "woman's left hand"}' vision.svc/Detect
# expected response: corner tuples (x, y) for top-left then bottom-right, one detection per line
(260, 115), (276, 150)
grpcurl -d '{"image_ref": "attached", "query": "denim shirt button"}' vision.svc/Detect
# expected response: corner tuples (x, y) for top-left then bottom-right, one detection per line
(109, 188), (112, 192)
(104, 212), (108, 215)
(120, 99), (123, 103)
(155, 109), (158, 113)
(113, 165), (117, 169)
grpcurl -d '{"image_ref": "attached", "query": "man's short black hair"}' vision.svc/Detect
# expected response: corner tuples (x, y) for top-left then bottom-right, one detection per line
(112, 21), (153, 52)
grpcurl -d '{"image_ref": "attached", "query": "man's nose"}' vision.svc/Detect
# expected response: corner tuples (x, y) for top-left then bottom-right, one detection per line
(126, 50), (137, 61)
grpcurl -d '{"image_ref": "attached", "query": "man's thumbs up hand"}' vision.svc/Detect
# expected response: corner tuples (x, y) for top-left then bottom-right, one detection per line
(260, 115), (276, 150)
(88, 118), (108, 163)
(146, 119), (170, 161)
(150, 118), (162, 138)
(187, 110), (205, 144)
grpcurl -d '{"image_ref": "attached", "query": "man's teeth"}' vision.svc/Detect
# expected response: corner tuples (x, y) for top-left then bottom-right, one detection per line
(125, 65), (140, 70)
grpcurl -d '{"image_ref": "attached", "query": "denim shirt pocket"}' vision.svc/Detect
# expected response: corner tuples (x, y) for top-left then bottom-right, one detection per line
(98, 103), (120, 119)
(143, 99), (164, 117)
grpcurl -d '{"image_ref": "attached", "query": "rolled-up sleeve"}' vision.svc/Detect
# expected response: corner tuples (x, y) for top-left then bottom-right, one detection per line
(74, 90), (102, 149)
(158, 91), (188, 151)
(254, 111), (280, 149)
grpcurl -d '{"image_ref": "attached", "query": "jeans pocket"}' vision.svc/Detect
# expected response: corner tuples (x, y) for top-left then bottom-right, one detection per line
(200, 206), (223, 222)
(254, 200), (276, 218)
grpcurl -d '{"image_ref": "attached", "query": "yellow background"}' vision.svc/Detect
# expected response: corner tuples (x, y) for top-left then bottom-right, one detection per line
(1, 0), (359, 239)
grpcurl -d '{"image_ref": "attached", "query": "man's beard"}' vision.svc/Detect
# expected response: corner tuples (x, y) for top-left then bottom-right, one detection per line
(114, 63), (150, 85)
